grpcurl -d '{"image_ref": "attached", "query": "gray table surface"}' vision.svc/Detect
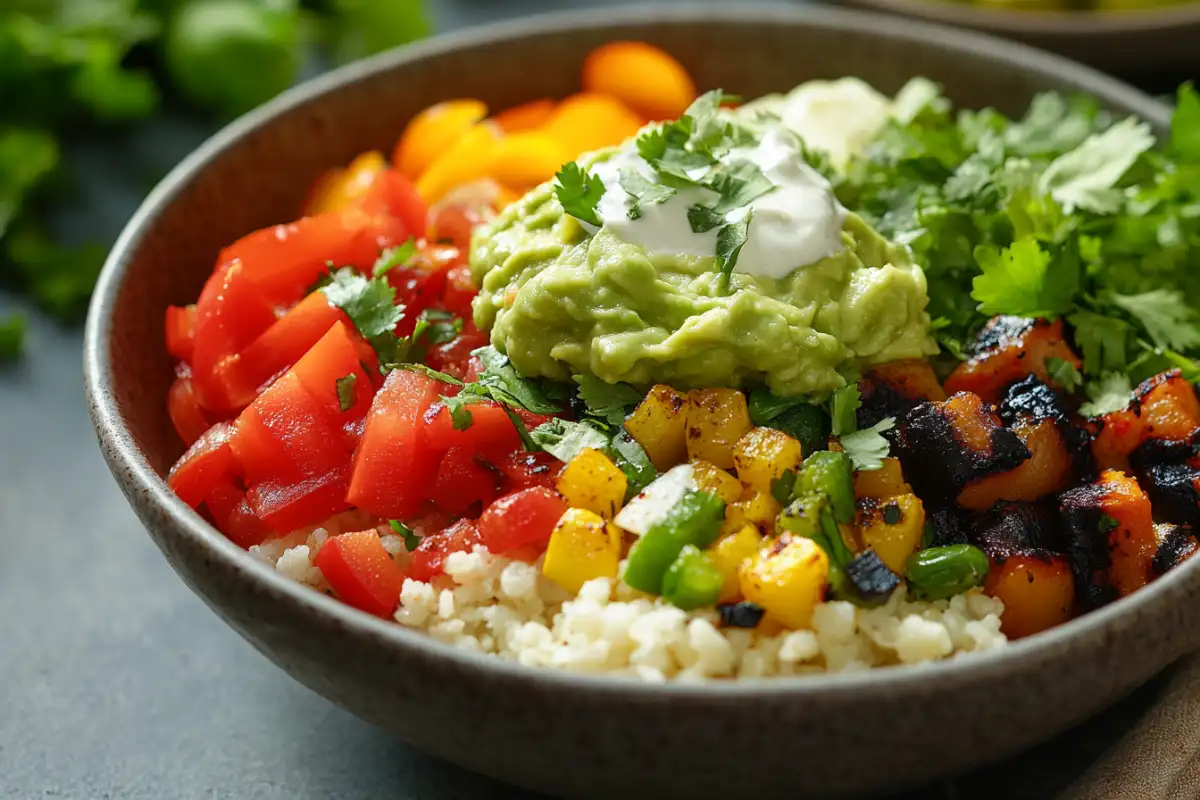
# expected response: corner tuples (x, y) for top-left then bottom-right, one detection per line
(0, 1), (1189, 797)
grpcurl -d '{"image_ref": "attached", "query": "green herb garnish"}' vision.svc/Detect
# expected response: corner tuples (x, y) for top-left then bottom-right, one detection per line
(554, 161), (605, 226)
(829, 384), (861, 436)
(839, 418), (895, 472)
(371, 238), (418, 277)
(389, 519), (422, 552)
(334, 373), (357, 412)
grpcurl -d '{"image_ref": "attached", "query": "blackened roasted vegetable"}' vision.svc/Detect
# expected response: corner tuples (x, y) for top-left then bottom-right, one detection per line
(844, 549), (900, 606)
(945, 317), (1081, 404)
(857, 359), (946, 430)
(1151, 523), (1200, 577)
(1091, 369), (1200, 472)
(1139, 463), (1200, 526)
(718, 601), (767, 629)
(1000, 374), (1094, 480)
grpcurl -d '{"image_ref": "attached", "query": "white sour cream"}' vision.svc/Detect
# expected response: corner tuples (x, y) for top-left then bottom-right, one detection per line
(586, 125), (845, 281)
(777, 77), (894, 170)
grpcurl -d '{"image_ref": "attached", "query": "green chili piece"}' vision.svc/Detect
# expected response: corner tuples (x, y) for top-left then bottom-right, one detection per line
(661, 545), (724, 610)
(622, 490), (725, 595)
(905, 544), (990, 600)
(796, 450), (855, 524)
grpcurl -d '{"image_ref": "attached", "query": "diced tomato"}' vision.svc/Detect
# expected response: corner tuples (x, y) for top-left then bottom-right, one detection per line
(408, 518), (482, 582)
(288, 321), (376, 422)
(165, 304), (197, 362)
(227, 292), (350, 402)
(442, 264), (477, 319)
(248, 466), (352, 534)
(388, 248), (458, 336)
(427, 446), (499, 515)
(463, 355), (485, 384)
(430, 203), (486, 252)
(494, 450), (564, 492)
(424, 323), (489, 379)
(230, 372), (350, 486)
(202, 475), (242, 527)
(168, 421), (239, 509)
(478, 487), (568, 555)
(168, 371), (213, 447)
(424, 400), (526, 454)
(226, 495), (275, 548)
(348, 369), (448, 519)
(357, 168), (429, 240)
(314, 530), (406, 618)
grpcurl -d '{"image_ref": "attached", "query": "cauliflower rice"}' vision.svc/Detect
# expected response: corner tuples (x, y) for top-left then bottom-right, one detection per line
(252, 524), (1007, 681)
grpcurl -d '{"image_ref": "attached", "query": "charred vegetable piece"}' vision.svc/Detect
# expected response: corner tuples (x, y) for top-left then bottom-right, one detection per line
(1138, 463), (1200, 526)
(718, 601), (767, 629)
(685, 388), (753, 470)
(1151, 523), (1200, 578)
(844, 548), (900, 606)
(662, 545), (725, 610)
(733, 427), (805, 497)
(944, 317), (1081, 404)
(984, 553), (1075, 640)
(905, 544), (990, 601)
(969, 501), (1065, 558)
(895, 392), (1031, 503)
(856, 493), (925, 574)
(624, 384), (688, 471)
(1059, 469), (1156, 607)
(999, 374), (1095, 481)
(858, 359), (947, 430)
(925, 507), (971, 547)
(691, 460), (744, 506)
(542, 508), (622, 593)
(1091, 370), (1200, 472)
(622, 489), (725, 595)
(853, 457), (911, 500)
(710, 524), (764, 603)
(957, 417), (1073, 510)
(738, 533), (829, 629)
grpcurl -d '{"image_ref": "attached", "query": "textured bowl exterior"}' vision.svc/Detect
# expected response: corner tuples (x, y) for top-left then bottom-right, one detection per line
(84, 5), (1200, 798)
(843, 0), (1200, 73)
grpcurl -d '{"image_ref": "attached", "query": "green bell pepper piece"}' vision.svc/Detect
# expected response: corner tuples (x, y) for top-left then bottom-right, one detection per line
(662, 545), (724, 610)
(622, 489), (725, 595)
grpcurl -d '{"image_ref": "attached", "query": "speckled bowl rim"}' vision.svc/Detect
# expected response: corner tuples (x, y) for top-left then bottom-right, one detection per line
(850, 0), (1200, 36)
(85, 2), (1190, 702)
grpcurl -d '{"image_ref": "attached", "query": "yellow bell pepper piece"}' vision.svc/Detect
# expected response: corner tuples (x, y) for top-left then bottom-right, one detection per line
(487, 131), (569, 192)
(710, 524), (763, 603)
(739, 533), (829, 630)
(394, 98), (488, 180)
(733, 427), (804, 496)
(543, 92), (644, 157)
(685, 388), (752, 469)
(556, 448), (627, 519)
(304, 150), (386, 215)
(415, 121), (502, 205)
(857, 492), (926, 574)
(542, 508), (622, 594)
(853, 457), (911, 500)
(624, 384), (688, 471)
(691, 460), (742, 505)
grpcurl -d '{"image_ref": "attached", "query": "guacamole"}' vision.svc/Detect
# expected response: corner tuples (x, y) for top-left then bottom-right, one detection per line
(469, 108), (936, 397)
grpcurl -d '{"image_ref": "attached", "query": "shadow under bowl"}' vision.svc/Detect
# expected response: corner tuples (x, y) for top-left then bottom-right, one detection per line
(83, 4), (1200, 798)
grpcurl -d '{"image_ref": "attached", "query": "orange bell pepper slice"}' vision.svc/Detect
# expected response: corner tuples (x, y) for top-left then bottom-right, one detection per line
(543, 92), (644, 157)
(393, 99), (488, 180)
(582, 41), (697, 122)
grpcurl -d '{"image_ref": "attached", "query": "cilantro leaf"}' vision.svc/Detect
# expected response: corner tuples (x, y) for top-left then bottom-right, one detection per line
(1110, 289), (1200, 352)
(770, 469), (798, 506)
(471, 346), (562, 414)
(553, 162), (605, 226)
(529, 419), (610, 463)
(1079, 372), (1133, 418)
(748, 387), (808, 424)
(395, 363), (463, 385)
(322, 266), (404, 340)
(970, 237), (1076, 318)
(574, 374), (642, 427)
(1045, 357), (1083, 393)
(687, 203), (725, 233)
(620, 167), (675, 220)
(335, 373), (357, 412)
(388, 520), (422, 552)
(1170, 83), (1200, 161)
(839, 418), (895, 472)
(1038, 117), (1154, 214)
(1068, 310), (1130, 375)
(372, 238), (417, 277)
(609, 431), (658, 498)
(439, 395), (476, 431)
(714, 211), (752, 292)
(829, 384), (861, 436)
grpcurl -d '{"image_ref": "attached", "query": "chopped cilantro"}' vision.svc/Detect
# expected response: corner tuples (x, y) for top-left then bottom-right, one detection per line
(334, 373), (357, 412)
(388, 519), (422, 551)
(469, 346), (562, 414)
(829, 384), (861, 436)
(714, 212), (752, 291)
(1045, 357), (1083, 393)
(321, 267), (405, 362)
(1068, 310), (1130, 375)
(770, 469), (797, 506)
(609, 431), (658, 497)
(1038, 117), (1154, 214)
(394, 363), (463, 385)
(1110, 289), (1200, 353)
(553, 162), (605, 226)
(371, 238), (417, 277)
(1079, 372), (1132, 418)
(970, 237), (1077, 318)
(839, 417), (895, 472)
(1171, 83), (1200, 160)
(441, 396), (475, 431)
(529, 418), (609, 463)
(411, 308), (463, 347)
(574, 374), (642, 427)
(1097, 514), (1120, 535)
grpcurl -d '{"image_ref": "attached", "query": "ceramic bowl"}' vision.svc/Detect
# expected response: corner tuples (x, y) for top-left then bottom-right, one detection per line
(841, 0), (1200, 74)
(84, 5), (1198, 798)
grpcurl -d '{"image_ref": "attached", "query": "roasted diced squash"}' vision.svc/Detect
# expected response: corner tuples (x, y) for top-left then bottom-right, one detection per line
(733, 427), (804, 496)
(970, 501), (1064, 558)
(1090, 407), (1143, 473)
(1152, 522), (1200, 578)
(856, 492), (925, 574)
(858, 359), (947, 429)
(896, 391), (1031, 502)
(556, 448), (627, 519)
(736, 489), (782, 533)
(853, 457), (911, 500)
(542, 508), (622, 593)
(710, 524), (764, 603)
(691, 460), (743, 506)
(1139, 463), (1200, 526)
(738, 533), (829, 629)
(625, 384), (688, 471)
(957, 418), (1073, 510)
(945, 317), (1081, 403)
(685, 388), (753, 469)
(1137, 369), (1200, 442)
(984, 553), (1075, 639)
(1060, 469), (1156, 606)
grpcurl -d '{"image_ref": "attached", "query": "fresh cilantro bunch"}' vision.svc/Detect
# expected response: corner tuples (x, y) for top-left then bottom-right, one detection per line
(838, 82), (1200, 403)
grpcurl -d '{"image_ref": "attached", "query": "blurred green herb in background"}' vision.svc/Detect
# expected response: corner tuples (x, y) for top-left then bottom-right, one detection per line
(0, 0), (430, 360)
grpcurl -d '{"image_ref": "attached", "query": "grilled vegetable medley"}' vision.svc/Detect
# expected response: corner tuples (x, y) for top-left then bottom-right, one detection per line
(163, 41), (1200, 678)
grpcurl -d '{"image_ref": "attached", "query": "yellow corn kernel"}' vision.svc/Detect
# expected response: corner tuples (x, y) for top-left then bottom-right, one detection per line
(853, 457), (911, 500)
(739, 533), (829, 629)
(856, 492), (925, 574)
(556, 448), (627, 519)
(691, 460), (742, 505)
(685, 388), (752, 470)
(624, 384), (688, 471)
(542, 508), (621, 593)
(733, 427), (804, 496)
(710, 524), (764, 603)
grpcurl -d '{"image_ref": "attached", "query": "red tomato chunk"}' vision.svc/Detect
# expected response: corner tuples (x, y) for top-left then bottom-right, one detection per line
(478, 487), (568, 555)
(409, 518), (482, 582)
(314, 530), (406, 618)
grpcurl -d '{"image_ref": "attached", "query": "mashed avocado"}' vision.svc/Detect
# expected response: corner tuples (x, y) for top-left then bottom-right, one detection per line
(469, 98), (936, 397)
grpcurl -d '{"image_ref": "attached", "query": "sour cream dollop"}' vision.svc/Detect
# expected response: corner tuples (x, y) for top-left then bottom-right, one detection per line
(585, 126), (846, 281)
